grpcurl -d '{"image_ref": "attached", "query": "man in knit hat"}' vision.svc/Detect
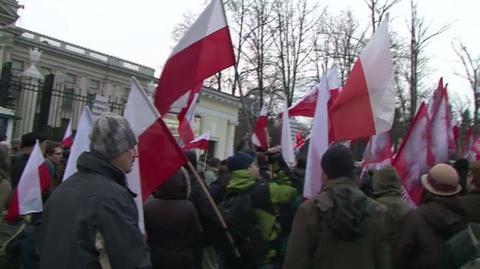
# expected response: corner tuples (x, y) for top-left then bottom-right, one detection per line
(39, 114), (151, 269)
(284, 144), (389, 269)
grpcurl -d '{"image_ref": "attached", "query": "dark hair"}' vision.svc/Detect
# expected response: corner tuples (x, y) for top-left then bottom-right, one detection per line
(45, 141), (61, 157)
(321, 144), (354, 179)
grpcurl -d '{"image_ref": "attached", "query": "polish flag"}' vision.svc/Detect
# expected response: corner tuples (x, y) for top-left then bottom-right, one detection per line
(252, 103), (268, 150)
(287, 87), (318, 118)
(125, 78), (188, 231)
(63, 106), (93, 181)
(281, 100), (296, 167)
(330, 15), (394, 141)
(183, 133), (210, 151)
(393, 102), (429, 205)
(362, 131), (393, 171)
(125, 77), (188, 200)
(154, 0), (235, 115)
(62, 121), (73, 148)
(427, 78), (454, 165)
(6, 141), (51, 223)
(177, 83), (203, 144)
(304, 69), (341, 199)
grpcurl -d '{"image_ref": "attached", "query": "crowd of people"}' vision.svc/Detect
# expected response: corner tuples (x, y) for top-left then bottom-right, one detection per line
(0, 113), (478, 269)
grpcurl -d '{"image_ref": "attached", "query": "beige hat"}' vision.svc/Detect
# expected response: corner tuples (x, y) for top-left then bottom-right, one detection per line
(421, 163), (462, 196)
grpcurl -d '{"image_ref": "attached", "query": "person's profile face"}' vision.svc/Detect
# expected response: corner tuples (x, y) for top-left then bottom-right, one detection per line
(111, 147), (138, 173)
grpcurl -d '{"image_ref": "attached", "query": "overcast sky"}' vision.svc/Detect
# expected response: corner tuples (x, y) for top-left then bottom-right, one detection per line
(16, 0), (479, 109)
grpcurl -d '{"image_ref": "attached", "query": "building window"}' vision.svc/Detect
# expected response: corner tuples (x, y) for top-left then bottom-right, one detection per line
(63, 87), (74, 112)
(86, 92), (96, 109)
(11, 59), (24, 72)
(65, 73), (77, 85)
(41, 66), (52, 76)
(89, 79), (100, 93)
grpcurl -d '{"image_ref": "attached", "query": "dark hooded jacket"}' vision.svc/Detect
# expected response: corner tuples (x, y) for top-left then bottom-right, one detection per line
(393, 195), (467, 269)
(39, 151), (151, 269)
(283, 178), (389, 269)
(459, 188), (480, 223)
(144, 169), (202, 269)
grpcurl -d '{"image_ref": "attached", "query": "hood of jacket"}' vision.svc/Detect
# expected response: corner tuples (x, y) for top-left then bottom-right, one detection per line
(226, 170), (256, 194)
(315, 178), (380, 241)
(76, 151), (134, 196)
(154, 169), (190, 200)
(419, 195), (466, 238)
(372, 166), (403, 198)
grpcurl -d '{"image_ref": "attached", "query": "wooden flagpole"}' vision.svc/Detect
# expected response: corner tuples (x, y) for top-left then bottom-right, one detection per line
(187, 162), (241, 258)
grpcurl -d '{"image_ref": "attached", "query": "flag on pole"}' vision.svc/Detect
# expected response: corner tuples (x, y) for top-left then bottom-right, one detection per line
(287, 87), (318, 118)
(154, 0), (235, 115)
(281, 100), (296, 167)
(125, 77), (188, 201)
(427, 78), (454, 165)
(177, 83), (203, 144)
(393, 102), (429, 205)
(63, 106), (93, 181)
(62, 120), (73, 148)
(183, 133), (210, 151)
(6, 141), (51, 223)
(362, 131), (393, 171)
(303, 69), (341, 199)
(252, 103), (268, 150)
(330, 15), (394, 141)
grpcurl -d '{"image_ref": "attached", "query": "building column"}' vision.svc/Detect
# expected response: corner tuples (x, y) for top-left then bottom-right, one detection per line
(14, 48), (43, 138)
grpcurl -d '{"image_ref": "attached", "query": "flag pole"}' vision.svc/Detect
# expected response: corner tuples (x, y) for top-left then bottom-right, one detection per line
(203, 150), (208, 173)
(187, 161), (241, 258)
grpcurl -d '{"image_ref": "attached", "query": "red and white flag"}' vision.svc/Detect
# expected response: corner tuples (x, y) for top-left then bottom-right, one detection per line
(125, 77), (188, 231)
(125, 77), (188, 200)
(154, 0), (235, 115)
(287, 87), (318, 118)
(183, 133), (210, 151)
(62, 121), (73, 148)
(393, 102), (429, 205)
(362, 131), (393, 171)
(252, 103), (268, 150)
(6, 141), (51, 223)
(427, 78), (454, 165)
(281, 100), (296, 167)
(464, 128), (480, 161)
(177, 83), (203, 144)
(304, 69), (341, 199)
(63, 106), (93, 181)
(330, 15), (394, 141)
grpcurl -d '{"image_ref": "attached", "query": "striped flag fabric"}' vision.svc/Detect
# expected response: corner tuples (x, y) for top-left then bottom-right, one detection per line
(154, 0), (235, 115)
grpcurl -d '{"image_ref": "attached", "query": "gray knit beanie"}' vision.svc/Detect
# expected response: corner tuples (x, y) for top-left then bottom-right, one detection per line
(89, 113), (137, 160)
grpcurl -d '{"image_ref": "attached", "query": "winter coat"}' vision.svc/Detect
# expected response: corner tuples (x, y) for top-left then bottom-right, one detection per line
(0, 176), (11, 211)
(459, 190), (480, 223)
(393, 195), (467, 269)
(144, 170), (202, 269)
(10, 152), (28, 189)
(39, 151), (151, 269)
(283, 178), (389, 269)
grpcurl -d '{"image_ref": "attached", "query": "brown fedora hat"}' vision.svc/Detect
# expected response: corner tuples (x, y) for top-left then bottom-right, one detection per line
(421, 163), (462, 196)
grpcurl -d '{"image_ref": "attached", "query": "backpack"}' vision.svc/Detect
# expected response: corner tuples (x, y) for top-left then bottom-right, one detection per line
(219, 188), (269, 266)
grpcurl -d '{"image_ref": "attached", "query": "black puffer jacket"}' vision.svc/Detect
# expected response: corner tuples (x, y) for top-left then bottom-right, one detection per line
(39, 151), (151, 269)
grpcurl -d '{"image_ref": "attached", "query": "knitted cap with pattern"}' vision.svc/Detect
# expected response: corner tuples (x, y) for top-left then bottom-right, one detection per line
(89, 113), (137, 160)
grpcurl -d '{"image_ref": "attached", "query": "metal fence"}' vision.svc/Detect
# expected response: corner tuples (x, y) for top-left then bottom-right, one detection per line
(0, 64), (125, 141)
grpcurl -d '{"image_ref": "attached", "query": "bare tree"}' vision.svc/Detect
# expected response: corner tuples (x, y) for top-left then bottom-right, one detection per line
(272, 0), (318, 106)
(364, 0), (402, 33)
(406, 0), (449, 120)
(452, 40), (480, 124)
(312, 9), (367, 84)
